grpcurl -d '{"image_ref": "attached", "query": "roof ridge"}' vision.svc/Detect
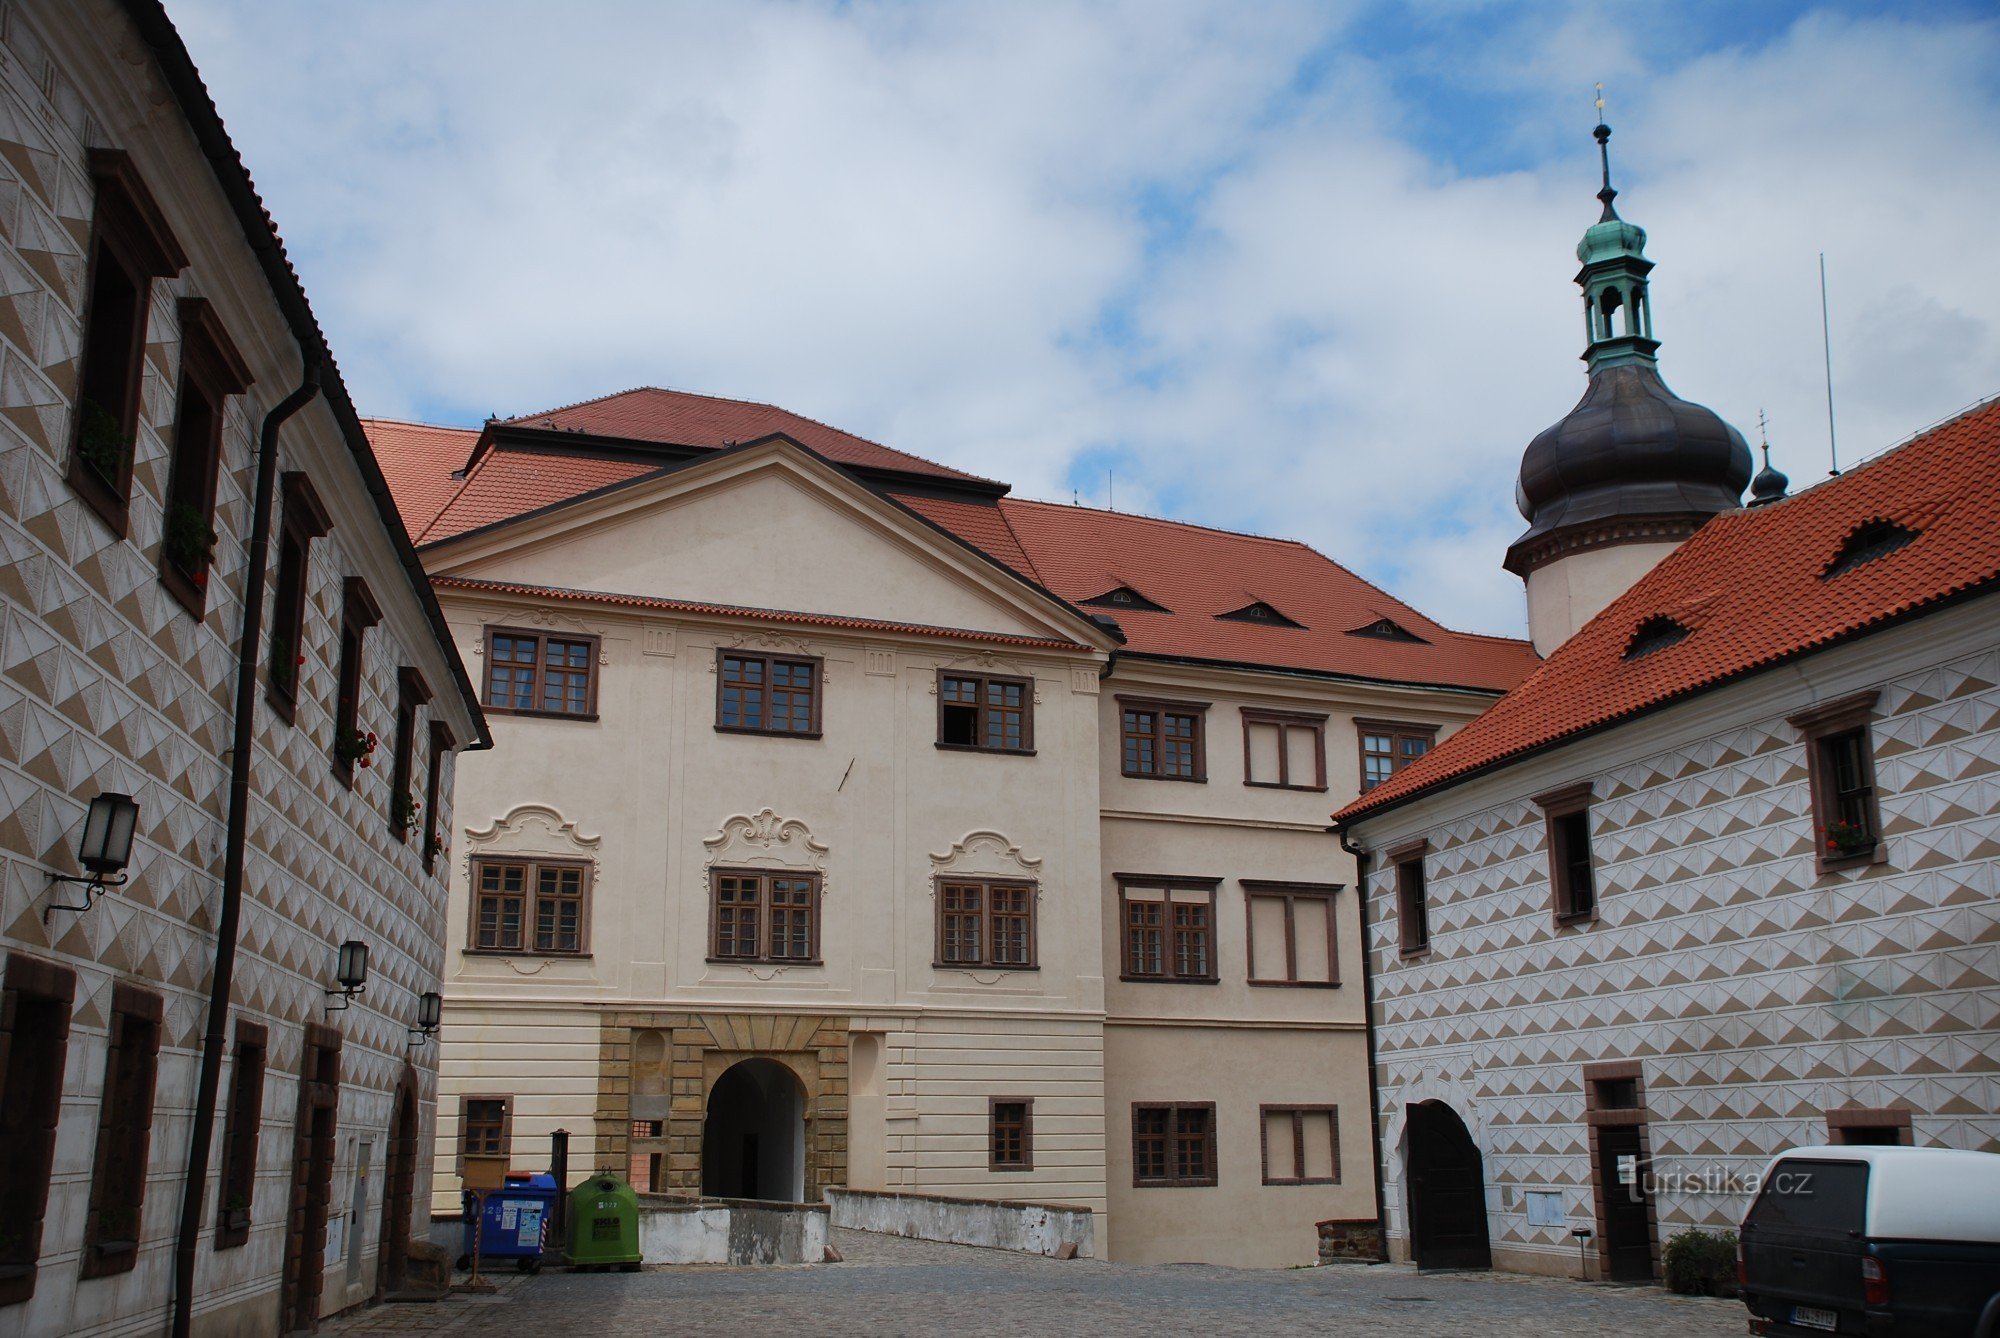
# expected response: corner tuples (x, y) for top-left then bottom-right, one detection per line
(501, 384), (661, 423)
(358, 415), (483, 433)
(1003, 496), (1320, 550)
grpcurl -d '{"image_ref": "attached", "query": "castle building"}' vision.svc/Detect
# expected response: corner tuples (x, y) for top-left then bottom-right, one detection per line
(369, 390), (1539, 1266)
(1334, 124), (2000, 1281)
(0, 2), (486, 1334)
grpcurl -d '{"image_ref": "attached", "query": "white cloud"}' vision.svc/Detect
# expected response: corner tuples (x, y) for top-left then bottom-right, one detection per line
(170, 1), (2000, 636)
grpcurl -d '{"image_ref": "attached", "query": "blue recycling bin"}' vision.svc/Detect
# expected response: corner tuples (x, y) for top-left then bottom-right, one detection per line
(460, 1172), (557, 1273)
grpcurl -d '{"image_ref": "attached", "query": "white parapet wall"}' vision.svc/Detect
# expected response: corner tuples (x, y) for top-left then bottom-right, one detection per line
(826, 1188), (1096, 1258)
(636, 1198), (830, 1265)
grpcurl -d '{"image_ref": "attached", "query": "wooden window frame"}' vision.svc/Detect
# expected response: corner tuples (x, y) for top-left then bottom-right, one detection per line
(265, 472), (331, 723)
(1535, 782), (1599, 925)
(714, 648), (822, 738)
(481, 625), (602, 720)
(156, 299), (251, 617)
(457, 1094), (513, 1172)
(329, 578), (382, 788)
(1241, 880), (1342, 988)
(989, 1098), (1034, 1172)
(707, 868), (824, 965)
(1131, 1102), (1218, 1188)
(1356, 718), (1438, 793)
(66, 149), (188, 538)
(1116, 694), (1209, 782)
(934, 878), (1038, 970)
(1826, 1106), (1913, 1146)
(936, 669), (1035, 755)
(389, 668), (432, 843)
(1260, 1104), (1341, 1186)
(1240, 707), (1328, 791)
(1387, 838), (1431, 958)
(424, 720), (454, 875)
(82, 982), (164, 1279)
(0, 953), (77, 1306)
(213, 1019), (268, 1250)
(1115, 874), (1220, 984)
(1788, 691), (1887, 875)
(467, 855), (593, 956)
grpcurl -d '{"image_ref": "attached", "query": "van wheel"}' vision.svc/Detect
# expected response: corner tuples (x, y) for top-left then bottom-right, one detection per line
(1973, 1292), (2000, 1338)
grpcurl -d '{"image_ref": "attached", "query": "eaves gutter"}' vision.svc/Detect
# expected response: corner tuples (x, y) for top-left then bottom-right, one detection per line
(1333, 575), (2000, 833)
(1112, 649), (1520, 699)
(118, 0), (491, 750)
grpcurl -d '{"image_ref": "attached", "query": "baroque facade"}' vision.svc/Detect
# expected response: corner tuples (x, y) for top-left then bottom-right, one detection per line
(0, 3), (485, 1333)
(369, 390), (1539, 1267)
(1334, 124), (2000, 1282)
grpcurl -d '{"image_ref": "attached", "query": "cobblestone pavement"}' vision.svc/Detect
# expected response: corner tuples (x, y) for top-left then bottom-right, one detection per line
(326, 1230), (1746, 1336)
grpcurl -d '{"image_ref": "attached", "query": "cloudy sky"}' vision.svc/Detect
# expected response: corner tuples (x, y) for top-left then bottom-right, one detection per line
(170, 0), (2000, 637)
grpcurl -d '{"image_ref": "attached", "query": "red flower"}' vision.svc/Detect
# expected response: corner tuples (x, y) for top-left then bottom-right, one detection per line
(296, 654), (305, 666)
(360, 757), (371, 769)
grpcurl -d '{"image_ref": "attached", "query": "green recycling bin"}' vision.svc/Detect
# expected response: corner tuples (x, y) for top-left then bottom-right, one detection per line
(566, 1173), (643, 1271)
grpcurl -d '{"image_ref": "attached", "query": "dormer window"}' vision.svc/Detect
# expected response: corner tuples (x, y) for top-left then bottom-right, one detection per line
(1347, 617), (1427, 644)
(1622, 615), (1691, 661)
(1083, 585), (1169, 614)
(1217, 601), (1304, 629)
(1823, 519), (1919, 579)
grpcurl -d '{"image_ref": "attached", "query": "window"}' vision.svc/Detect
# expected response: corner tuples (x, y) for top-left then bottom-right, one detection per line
(989, 1099), (1033, 1172)
(1347, 616), (1426, 643)
(1217, 601), (1304, 628)
(1788, 691), (1885, 873)
(83, 983), (163, 1278)
(329, 578), (381, 787)
(1116, 876), (1219, 983)
(1118, 695), (1207, 781)
(1823, 519), (1919, 578)
(483, 627), (600, 718)
(1623, 615), (1692, 661)
(156, 299), (251, 615)
(1261, 1105), (1340, 1185)
(937, 671), (1033, 752)
(709, 870), (821, 963)
(265, 472), (331, 722)
(935, 879), (1037, 969)
(1825, 1107), (1912, 1147)
(1357, 719), (1436, 792)
(1243, 881), (1341, 986)
(66, 150), (187, 536)
(1241, 708), (1326, 789)
(1083, 585), (1169, 613)
(214, 1020), (267, 1250)
(716, 650), (820, 737)
(424, 720), (453, 874)
(1389, 841), (1430, 956)
(470, 857), (591, 955)
(1131, 1103), (1216, 1187)
(1536, 783), (1598, 923)
(0, 953), (76, 1306)
(629, 1120), (664, 1192)
(389, 668), (431, 843)
(458, 1095), (512, 1171)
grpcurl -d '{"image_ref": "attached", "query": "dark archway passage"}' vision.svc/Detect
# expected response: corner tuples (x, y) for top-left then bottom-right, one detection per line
(701, 1058), (806, 1201)
(1406, 1100), (1491, 1271)
(375, 1074), (418, 1297)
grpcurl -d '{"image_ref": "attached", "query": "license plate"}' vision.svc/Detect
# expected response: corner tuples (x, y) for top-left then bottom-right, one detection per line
(1791, 1306), (1838, 1331)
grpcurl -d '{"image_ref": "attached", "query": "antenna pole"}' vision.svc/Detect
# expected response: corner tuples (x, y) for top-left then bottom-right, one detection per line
(1820, 252), (1839, 475)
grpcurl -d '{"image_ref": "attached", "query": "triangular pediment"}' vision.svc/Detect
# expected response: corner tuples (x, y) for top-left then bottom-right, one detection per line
(424, 436), (1105, 645)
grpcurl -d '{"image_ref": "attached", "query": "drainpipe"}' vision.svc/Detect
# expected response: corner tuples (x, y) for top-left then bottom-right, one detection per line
(171, 356), (321, 1338)
(1338, 826), (1392, 1263)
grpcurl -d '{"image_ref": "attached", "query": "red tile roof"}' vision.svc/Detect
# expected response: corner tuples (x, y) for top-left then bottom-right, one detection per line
(360, 418), (480, 537)
(1335, 395), (2000, 825)
(500, 387), (1000, 487)
(364, 407), (1541, 693)
(431, 576), (1090, 651)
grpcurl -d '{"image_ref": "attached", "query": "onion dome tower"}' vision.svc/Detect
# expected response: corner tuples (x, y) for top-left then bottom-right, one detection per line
(1506, 118), (1752, 655)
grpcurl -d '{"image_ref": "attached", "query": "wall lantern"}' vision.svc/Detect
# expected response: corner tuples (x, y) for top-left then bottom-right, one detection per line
(409, 990), (443, 1045)
(44, 791), (140, 922)
(325, 939), (370, 1012)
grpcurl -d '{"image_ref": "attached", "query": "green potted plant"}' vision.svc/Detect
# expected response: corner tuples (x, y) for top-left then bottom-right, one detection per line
(161, 500), (217, 577)
(1824, 819), (1874, 858)
(392, 788), (421, 837)
(76, 397), (131, 485)
(333, 721), (377, 769)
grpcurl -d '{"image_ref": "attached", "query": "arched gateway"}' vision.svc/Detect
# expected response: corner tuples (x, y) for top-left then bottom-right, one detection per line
(1405, 1100), (1492, 1270)
(701, 1057), (808, 1201)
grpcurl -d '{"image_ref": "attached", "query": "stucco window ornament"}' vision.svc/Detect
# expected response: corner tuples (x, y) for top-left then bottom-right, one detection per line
(929, 831), (1043, 983)
(703, 812), (832, 982)
(931, 650), (1041, 702)
(462, 805), (603, 965)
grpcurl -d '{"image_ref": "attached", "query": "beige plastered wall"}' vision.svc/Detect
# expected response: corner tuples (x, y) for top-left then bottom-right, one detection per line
(1524, 540), (1681, 656)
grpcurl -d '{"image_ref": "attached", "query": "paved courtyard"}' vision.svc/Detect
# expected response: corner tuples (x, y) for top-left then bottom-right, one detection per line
(326, 1229), (1746, 1337)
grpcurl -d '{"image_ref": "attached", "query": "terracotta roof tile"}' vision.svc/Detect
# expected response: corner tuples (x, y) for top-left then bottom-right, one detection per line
(431, 576), (1088, 651)
(501, 386), (999, 486)
(359, 418), (480, 538)
(1336, 395), (2000, 824)
(417, 449), (661, 544)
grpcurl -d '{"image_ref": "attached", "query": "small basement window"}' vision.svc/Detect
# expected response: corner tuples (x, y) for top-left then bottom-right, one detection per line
(1823, 519), (1919, 578)
(1623, 615), (1691, 661)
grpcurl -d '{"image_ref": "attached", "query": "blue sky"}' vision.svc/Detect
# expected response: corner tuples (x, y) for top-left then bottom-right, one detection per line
(171, 0), (2000, 635)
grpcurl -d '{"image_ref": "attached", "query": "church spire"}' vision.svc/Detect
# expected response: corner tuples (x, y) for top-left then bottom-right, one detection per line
(1574, 96), (1657, 373)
